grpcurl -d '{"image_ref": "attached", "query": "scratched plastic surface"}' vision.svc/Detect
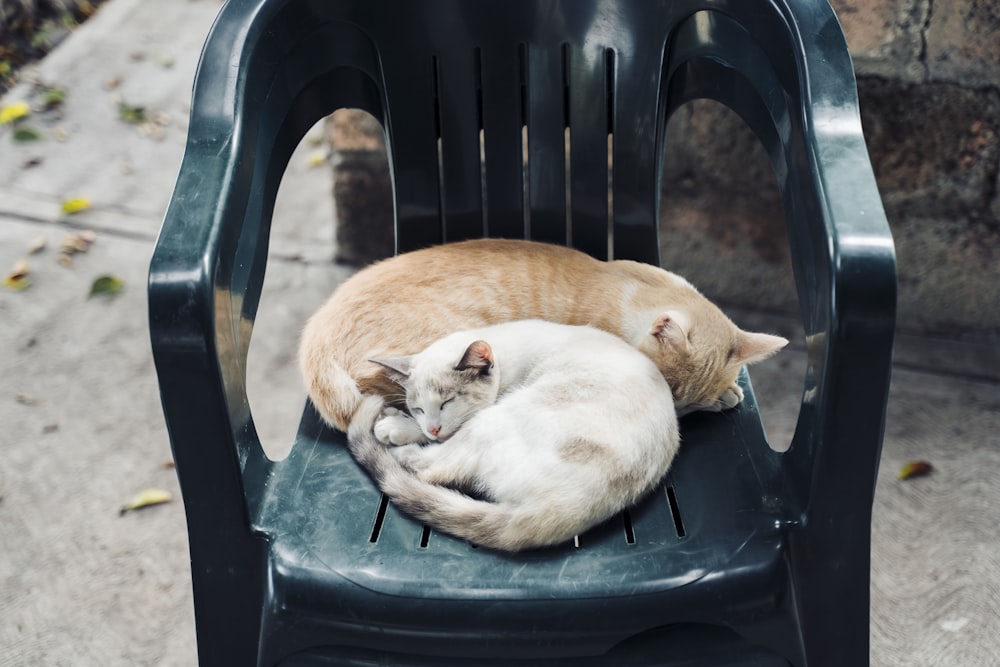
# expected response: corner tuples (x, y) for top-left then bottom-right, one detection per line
(254, 371), (793, 663)
(258, 370), (783, 595)
(149, 0), (896, 664)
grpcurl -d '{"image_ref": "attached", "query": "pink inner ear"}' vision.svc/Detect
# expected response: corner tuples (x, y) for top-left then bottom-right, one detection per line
(650, 310), (690, 351)
(734, 332), (789, 365)
(459, 340), (494, 371)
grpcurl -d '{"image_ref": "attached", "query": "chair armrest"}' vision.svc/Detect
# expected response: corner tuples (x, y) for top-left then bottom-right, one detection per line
(665, 1), (896, 518)
(781, 0), (897, 519)
(149, 0), (389, 523)
(148, 0), (272, 529)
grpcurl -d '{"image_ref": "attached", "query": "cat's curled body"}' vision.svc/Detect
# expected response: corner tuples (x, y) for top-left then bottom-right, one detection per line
(348, 320), (680, 552)
(300, 239), (787, 431)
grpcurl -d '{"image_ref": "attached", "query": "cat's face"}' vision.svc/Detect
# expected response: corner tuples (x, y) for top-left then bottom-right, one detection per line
(371, 337), (500, 441)
(634, 309), (787, 414)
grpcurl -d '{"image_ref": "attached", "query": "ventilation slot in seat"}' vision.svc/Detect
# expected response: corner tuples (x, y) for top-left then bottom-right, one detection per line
(368, 494), (390, 544)
(666, 485), (686, 538)
(622, 508), (636, 544)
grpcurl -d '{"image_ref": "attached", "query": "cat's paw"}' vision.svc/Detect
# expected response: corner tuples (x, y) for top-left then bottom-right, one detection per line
(374, 414), (425, 446)
(718, 383), (744, 410)
(390, 443), (429, 471)
(676, 383), (745, 416)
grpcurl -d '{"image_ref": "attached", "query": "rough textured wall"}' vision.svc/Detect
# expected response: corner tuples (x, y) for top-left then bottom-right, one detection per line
(661, 0), (1000, 339)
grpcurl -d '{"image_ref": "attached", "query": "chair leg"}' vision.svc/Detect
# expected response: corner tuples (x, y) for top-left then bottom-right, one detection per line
(187, 535), (269, 665)
(791, 533), (872, 667)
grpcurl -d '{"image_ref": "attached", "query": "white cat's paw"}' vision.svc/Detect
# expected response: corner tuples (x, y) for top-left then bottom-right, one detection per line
(390, 443), (428, 471)
(374, 414), (424, 446)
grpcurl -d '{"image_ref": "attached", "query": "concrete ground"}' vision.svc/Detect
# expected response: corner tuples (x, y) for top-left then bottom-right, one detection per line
(0, 1), (997, 665)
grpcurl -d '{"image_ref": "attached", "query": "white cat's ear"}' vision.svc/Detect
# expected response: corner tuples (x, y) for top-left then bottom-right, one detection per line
(456, 340), (494, 374)
(369, 356), (413, 383)
(732, 331), (788, 366)
(650, 310), (691, 352)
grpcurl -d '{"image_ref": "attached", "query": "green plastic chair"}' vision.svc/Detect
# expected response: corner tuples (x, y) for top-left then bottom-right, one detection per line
(149, 0), (896, 664)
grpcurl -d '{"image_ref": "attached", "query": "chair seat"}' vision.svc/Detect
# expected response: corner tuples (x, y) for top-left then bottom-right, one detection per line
(255, 371), (798, 662)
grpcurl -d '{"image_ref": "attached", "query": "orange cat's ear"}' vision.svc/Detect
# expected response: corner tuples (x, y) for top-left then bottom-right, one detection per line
(369, 356), (413, 384)
(650, 310), (691, 352)
(456, 340), (494, 374)
(732, 331), (788, 366)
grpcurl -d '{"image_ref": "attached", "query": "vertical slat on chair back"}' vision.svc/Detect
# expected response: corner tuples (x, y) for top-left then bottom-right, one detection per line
(373, 0), (672, 261)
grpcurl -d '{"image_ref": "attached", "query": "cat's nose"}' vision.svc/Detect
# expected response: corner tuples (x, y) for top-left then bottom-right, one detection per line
(428, 425), (441, 438)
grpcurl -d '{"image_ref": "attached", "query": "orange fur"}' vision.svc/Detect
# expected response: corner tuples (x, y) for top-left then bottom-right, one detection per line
(299, 239), (787, 430)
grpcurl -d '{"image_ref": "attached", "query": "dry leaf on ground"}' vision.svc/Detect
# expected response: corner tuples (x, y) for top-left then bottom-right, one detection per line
(27, 235), (47, 254)
(15, 393), (39, 405)
(58, 230), (96, 265)
(119, 488), (173, 515)
(60, 197), (91, 215)
(12, 126), (42, 142)
(898, 460), (934, 480)
(0, 101), (30, 124)
(89, 274), (124, 298)
(3, 259), (31, 291)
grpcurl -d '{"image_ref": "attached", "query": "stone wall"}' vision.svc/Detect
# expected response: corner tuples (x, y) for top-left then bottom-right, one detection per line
(661, 0), (1000, 341)
(326, 1), (1000, 345)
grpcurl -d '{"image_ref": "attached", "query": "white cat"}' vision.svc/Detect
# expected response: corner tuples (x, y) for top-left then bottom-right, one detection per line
(347, 319), (680, 552)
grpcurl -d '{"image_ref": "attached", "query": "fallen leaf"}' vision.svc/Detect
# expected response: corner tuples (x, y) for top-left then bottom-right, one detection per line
(118, 101), (146, 124)
(3, 259), (31, 291)
(0, 101), (30, 124)
(27, 235), (47, 254)
(60, 234), (89, 253)
(40, 86), (66, 110)
(119, 488), (172, 515)
(149, 110), (171, 127)
(306, 150), (328, 167)
(12, 126), (42, 142)
(89, 274), (125, 298)
(15, 393), (39, 405)
(898, 460), (933, 480)
(60, 197), (91, 215)
(138, 121), (165, 141)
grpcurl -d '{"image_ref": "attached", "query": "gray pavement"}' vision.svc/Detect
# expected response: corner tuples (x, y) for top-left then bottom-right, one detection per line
(1, 1), (998, 665)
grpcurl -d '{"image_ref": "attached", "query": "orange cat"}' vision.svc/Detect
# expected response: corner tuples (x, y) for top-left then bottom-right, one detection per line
(299, 239), (787, 431)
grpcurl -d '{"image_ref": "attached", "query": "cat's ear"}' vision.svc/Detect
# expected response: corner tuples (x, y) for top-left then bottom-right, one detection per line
(650, 310), (691, 352)
(731, 331), (788, 366)
(369, 355), (413, 384)
(456, 340), (494, 375)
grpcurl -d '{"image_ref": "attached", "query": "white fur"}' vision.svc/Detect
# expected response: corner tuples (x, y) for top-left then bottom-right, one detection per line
(350, 320), (680, 552)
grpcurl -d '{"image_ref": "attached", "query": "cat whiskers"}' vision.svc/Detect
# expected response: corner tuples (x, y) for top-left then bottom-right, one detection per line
(380, 394), (418, 424)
